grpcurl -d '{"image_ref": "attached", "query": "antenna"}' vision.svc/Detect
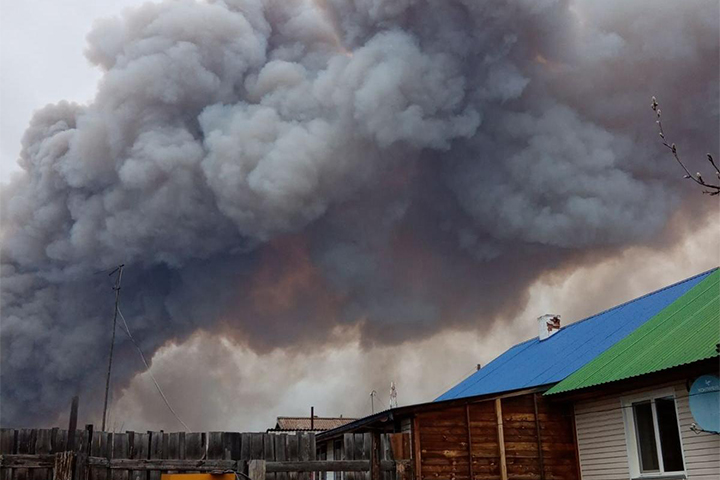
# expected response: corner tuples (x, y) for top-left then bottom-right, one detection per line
(370, 390), (378, 414)
(389, 382), (398, 409)
(101, 264), (124, 432)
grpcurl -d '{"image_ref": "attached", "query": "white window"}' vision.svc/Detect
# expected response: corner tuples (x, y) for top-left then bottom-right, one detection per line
(622, 389), (686, 478)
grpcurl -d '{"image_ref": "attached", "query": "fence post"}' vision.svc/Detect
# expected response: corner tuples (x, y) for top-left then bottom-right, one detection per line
(67, 397), (79, 452)
(370, 434), (380, 480)
(249, 459), (266, 480)
(394, 462), (411, 480)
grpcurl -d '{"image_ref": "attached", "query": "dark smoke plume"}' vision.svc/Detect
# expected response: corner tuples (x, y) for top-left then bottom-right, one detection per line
(1, 0), (718, 426)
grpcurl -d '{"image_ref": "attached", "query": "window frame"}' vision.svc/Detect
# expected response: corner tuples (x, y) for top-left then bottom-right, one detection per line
(622, 388), (687, 479)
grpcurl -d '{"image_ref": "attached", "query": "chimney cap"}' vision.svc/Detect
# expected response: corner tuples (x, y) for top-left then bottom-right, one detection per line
(538, 314), (561, 341)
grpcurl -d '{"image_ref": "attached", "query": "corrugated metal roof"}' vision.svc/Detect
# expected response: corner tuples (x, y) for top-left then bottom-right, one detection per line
(436, 268), (717, 401)
(546, 269), (720, 395)
(271, 417), (358, 431)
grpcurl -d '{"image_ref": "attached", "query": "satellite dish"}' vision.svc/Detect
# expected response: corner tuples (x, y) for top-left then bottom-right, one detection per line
(689, 374), (720, 433)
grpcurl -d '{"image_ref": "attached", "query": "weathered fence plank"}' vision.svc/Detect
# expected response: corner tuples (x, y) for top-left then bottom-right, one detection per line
(248, 460), (266, 480)
(111, 434), (129, 480)
(273, 434), (288, 480)
(223, 433), (240, 462)
(285, 435), (298, 480)
(15, 429), (35, 480)
(146, 432), (162, 480)
(131, 432), (149, 480)
(342, 434), (353, 480)
(1, 429), (18, 480)
(32, 430), (52, 480)
(184, 433), (204, 474)
(53, 452), (75, 480)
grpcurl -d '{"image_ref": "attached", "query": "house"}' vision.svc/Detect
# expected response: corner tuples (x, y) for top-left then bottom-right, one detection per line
(268, 415), (358, 433)
(545, 268), (720, 480)
(318, 268), (717, 480)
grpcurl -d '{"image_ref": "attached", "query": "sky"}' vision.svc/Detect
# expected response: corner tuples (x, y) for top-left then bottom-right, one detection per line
(0, 0), (718, 432)
(108, 226), (718, 432)
(1, 0), (145, 181)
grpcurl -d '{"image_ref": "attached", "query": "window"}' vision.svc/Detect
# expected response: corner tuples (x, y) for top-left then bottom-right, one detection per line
(624, 390), (685, 477)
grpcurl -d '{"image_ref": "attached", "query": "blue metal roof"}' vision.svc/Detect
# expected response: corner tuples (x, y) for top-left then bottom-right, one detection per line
(436, 268), (717, 401)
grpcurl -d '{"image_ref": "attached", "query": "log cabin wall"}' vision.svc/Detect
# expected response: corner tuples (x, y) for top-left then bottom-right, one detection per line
(413, 393), (579, 480)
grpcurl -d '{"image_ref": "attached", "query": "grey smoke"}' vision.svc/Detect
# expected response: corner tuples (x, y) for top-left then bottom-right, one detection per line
(1, 0), (718, 426)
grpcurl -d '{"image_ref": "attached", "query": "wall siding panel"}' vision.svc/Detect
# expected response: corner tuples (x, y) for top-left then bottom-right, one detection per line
(574, 381), (720, 480)
(676, 383), (720, 480)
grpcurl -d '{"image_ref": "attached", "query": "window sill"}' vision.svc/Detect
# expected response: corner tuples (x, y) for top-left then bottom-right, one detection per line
(631, 475), (686, 480)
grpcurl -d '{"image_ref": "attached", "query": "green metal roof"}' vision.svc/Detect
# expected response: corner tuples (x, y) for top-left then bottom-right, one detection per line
(546, 269), (720, 395)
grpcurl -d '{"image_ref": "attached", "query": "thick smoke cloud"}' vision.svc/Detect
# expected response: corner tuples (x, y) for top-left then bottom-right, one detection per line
(1, 0), (718, 426)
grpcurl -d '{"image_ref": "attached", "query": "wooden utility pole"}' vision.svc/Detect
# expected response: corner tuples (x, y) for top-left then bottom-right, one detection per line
(67, 396), (79, 451)
(101, 264), (124, 432)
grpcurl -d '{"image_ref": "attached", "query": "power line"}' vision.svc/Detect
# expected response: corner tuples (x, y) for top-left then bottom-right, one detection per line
(117, 308), (191, 432)
(570, 389), (718, 420)
(428, 365), (479, 400)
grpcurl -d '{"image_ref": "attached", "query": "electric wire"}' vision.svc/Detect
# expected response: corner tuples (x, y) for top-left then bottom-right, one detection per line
(428, 366), (480, 401)
(117, 307), (191, 432)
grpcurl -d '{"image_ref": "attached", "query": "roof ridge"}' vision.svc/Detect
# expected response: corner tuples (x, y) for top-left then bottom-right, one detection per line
(277, 416), (357, 419)
(555, 266), (718, 332)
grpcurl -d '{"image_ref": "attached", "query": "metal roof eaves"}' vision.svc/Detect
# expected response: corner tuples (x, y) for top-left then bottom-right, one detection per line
(438, 338), (536, 400)
(546, 353), (720, 395)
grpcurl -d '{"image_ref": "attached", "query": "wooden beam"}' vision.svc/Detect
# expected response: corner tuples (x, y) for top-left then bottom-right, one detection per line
(1, 454), (56, 468)
(267, 460), (397, 473)
(465, 405), (473, 480)
(532, 394), (545, 480)
(1, 455), (405, 474)
(412, 417), (421, 480)
(494, 399), (507, 480)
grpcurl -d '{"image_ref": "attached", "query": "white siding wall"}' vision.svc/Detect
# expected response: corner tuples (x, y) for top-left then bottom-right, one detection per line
(574, 381), (720, 480)
(575, 395), (630, 480)
(676, 384), (720, 479)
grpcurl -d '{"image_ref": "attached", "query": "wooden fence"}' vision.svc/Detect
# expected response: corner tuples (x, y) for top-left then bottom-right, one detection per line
(0, 429), (411, 480)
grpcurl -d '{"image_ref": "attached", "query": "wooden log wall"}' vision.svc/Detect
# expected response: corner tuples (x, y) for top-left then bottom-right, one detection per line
(414, 394), (579, 480)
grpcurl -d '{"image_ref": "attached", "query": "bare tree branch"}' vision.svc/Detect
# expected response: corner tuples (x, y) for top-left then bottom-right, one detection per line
(651, 96), (720, 196)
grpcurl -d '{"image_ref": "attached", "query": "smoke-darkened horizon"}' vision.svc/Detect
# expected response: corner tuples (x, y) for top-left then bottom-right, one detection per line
(1, 0), (718, 428)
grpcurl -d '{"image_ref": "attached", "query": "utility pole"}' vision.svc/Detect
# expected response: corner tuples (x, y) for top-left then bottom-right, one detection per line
(101, 264), (124, 432)
(370, 390), (377, 414)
